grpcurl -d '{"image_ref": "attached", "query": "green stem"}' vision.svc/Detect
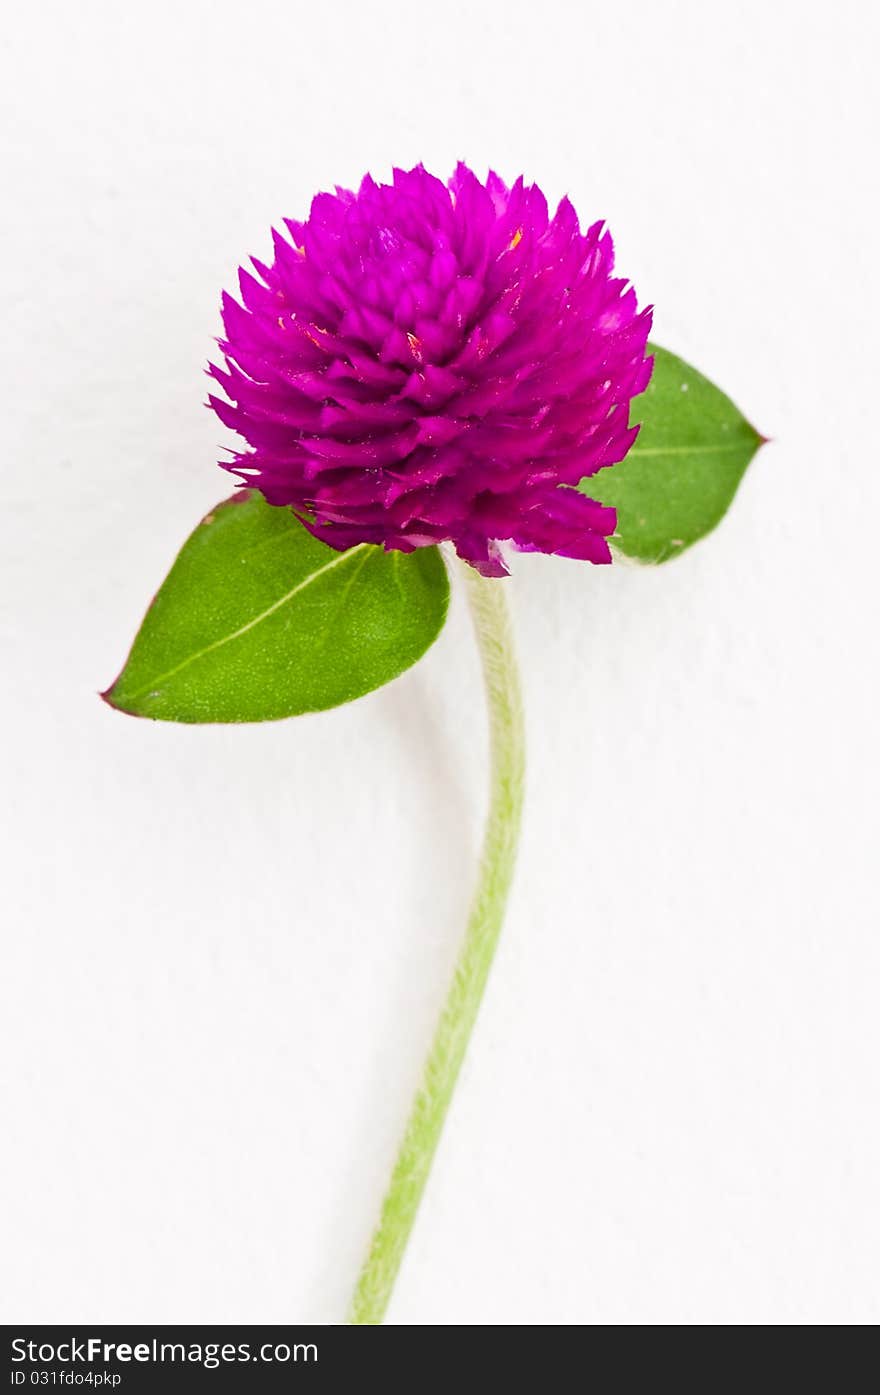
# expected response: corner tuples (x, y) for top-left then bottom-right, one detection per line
(348, 560), (526, 1324)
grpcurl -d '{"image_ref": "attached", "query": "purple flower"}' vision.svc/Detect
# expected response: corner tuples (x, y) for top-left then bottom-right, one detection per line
(209, 164), (652, 576)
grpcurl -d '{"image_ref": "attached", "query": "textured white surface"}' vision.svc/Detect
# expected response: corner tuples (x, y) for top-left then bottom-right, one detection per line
(2, 0), (878, 1325)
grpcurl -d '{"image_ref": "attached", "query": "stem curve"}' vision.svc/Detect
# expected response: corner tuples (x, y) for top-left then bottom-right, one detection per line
(349, 560), (525, 1324)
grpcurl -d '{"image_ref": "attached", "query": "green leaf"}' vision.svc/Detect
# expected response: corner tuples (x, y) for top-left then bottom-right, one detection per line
(104, 491), (449, 722)
(587, 343), (764, 563)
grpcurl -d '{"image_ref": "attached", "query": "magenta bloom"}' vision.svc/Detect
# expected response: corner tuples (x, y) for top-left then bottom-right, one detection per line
(209, 164), (652, 576)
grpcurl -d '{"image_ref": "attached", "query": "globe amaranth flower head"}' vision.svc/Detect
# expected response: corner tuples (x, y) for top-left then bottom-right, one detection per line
(209, 163), (653, 576)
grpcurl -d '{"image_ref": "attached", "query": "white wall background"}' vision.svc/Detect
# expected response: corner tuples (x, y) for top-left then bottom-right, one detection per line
(2, 0), (878, 1326)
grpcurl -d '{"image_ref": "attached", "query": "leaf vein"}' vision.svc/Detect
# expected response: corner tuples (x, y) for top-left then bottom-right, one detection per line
(125, 543), (369, 700)
(627, 443), (751, 458)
